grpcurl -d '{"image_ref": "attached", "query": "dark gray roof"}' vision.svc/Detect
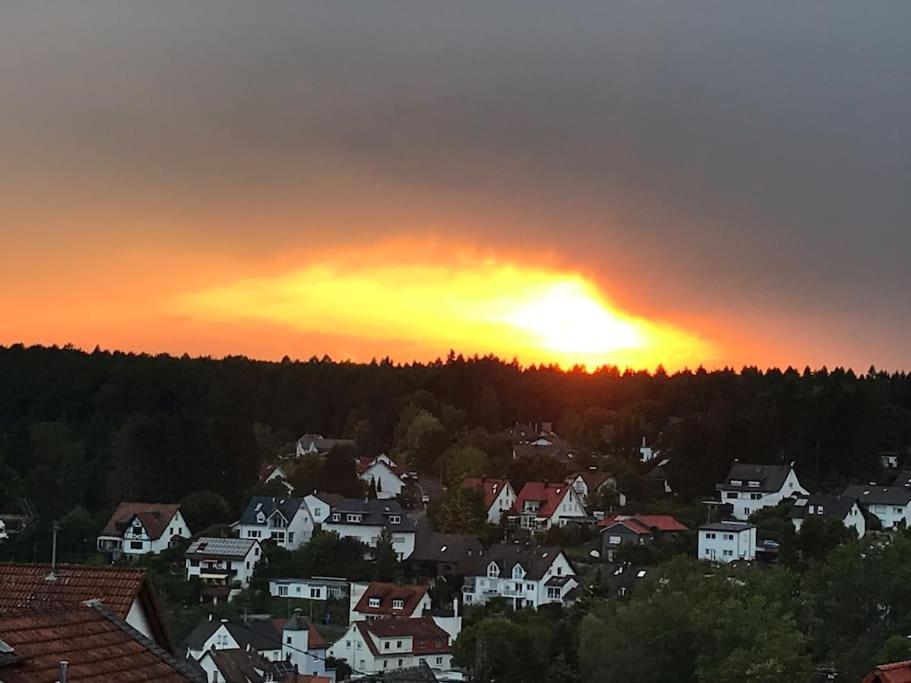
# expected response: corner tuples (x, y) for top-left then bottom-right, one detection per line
(296, 434), (355, 452)
(789, 494), (858, 521)
(238, 496), (306, 526)
(843, 484), (911, 506)
(327, 499), (417, 531)
(410, 531), (483, 567)
(184, 618), (283, 653)
(353, 661), (438, 682)
(699, 521), (755, 532)
(464, 544), (570, 581)
(718, 463), (793, 493)
(893, 470), (911, 487)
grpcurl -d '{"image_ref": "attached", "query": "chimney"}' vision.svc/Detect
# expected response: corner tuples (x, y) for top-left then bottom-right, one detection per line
(58, 660), (68, 683)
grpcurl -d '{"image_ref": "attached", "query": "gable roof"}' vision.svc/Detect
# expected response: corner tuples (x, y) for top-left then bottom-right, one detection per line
(353, 582), (428, 617)
(461, 478), (511, 509)
(100, 503), (182, 540)
(184, 617), (326, 653)
(327, 499), (417, 531)
(354, 618), (450, 658)
(356, 456), (401, 477)
(0, 563), (173, 652)
(719, 463), (794, 493)
(571, 471), (613, 493)
(258, 464), (287, 483)
(410, 531), (483, 569)
(238, 496), (307, 526)
(0, 603), (201, 682)
(514, 482), (577, 518)
(789, 494), (859, 521)
(598, 515), (688, 534)
(464, 544), (570, 581)
(296, 435), (355, 453)
(843, 484), (911, 506)
(863, 660), (911, 683)
(186, 537), (258, 560)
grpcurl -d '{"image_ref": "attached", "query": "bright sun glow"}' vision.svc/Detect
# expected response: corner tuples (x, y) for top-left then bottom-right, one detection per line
(172, 247), (711, 370)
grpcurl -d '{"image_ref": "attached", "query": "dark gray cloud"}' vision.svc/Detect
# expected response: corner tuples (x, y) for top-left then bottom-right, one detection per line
(2, 1), (910, 367)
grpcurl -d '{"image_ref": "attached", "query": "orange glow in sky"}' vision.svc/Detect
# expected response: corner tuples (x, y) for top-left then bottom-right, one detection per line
(172, 248), (713, 370)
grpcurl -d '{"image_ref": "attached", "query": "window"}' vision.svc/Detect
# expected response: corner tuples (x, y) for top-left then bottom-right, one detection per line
(310, 588), (320, 599)
(730, 480), (742, 486)
(723, 533), (734, 541)
(345, 640), (351, 648)
(248, 530), (261, 539)
(255, 547), (260, 557)
(547, 587), (560, 599)
(278, 585), (288, 597)
(383, 661), (389, 669)
(723, 549), (733, 557)
(286, 636), (292, 644)
(130, 541), (143, 550)
(515, 582), (522, 592)
(389, 515), (401, 524)
(398, 659), (403, 667)
(396, 640), (402, 648)
(608, 535), (622, 545)
(436, 657), (443, 665)
(527, 583), (534, 591)
(750, 493), (762, 500)
(369, 597), (381, 608)
(726, 492), (738, 499)
(487, 563), (500, 578)
(384, 642), (390, 650)
(314, 507), (322, 517)
(895, 507), (903, 515)
(346, 513), (361, 523)
(705, 532), (716, 540)
(392, 599), (404, 610)
(271, 531), (285, 542)
(288, 533), (294, 544)
(748, 481), (760, 488)
(190, 560), (199, 567)
(246, 561), (250, 569)
(556, 566), (563, 576)
(332, 513), (341, 522)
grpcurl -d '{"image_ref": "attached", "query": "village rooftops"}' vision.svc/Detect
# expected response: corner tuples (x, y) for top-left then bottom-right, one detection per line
(463, 544), (570, 580)
(353, 582), (429, 617)
(843, 484), (911, 506)
(238, 496), (306, 526)
(99, 502), (182, 540)
(328, 499), (416, 530)
(296, 434), (355, 453)
(184, 616), (327, 653)
(354, 617), (450, 657)
(513, 483), (580, 518)
(717, 463), (795, 493)
(790, 494), (859, 520)
(598, 515), (688, 534)
(410, 531), (483, 568)
(185, 537), (258, 560)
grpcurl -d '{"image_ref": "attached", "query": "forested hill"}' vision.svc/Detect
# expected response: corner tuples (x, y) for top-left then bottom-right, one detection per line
(1, 343), (910, 541)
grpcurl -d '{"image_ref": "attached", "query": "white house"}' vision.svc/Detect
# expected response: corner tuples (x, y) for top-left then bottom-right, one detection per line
(96, 503), (190, 559)
(357, 454), (404, 500)
(185, 613), (329, 678)
(842, 484), (911, 529)
(461, 545), (577, 609)
(296, 434), (355, 457)
(327, 617), (453, 676)
(716, 462), (808, 520)
(565, 470), (627, 509)
(461, 478), (516, 524)
(270, 576), (350, 601)
(324, 499), (417, 560)
(790, 494), (866, 537)
(698, 521), (757, 563)
(185, 537), (262, 603)
(304, 492), (338, 525)
(258, 463), (294, 493)
(349, 582), (431, 623)
(512, 482), (587, 530)
(234, 496), (314, 550)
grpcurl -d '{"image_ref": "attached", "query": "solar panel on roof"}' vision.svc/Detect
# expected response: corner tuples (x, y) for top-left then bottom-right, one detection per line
(795, 499), (808, 507)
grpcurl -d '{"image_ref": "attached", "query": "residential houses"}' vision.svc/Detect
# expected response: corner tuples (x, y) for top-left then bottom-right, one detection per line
(789, 494), (866, 537)
(512, 482), (587, 530)
(461, 544), (577, 609)
(717, 462), (808, 520)
(461, 478), (516, 524)
(327, 617), (453, 676)
(96, 502), (190, 559)
(296, 434), (355, 458)
(357, 454), (405, 500)
(842, 484), (911, 529)
(324, 499), (417, 560)
(0, 564), (174, 651)
(270, 576), (350, 601)
(234, 496), (315, 550)
(185, 537), (263, 603)
(565, 470), (626, 508)
(259, 463), (294, 493)
(305, 492), (341, 526)
(350, 582), (431, 623)
(698, 521), (757, 563)
(409, 531), (483, 579)
(185, 612), (329, 679)
(598, 514), (688, 561)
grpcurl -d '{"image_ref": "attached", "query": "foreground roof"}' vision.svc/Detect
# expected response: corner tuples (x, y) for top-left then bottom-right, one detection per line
(100, 503), (182, 540)
(0, 603), (201, 682)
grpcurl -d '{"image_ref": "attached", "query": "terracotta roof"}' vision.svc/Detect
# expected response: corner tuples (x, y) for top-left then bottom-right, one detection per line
(864, 660), (911, 683)
(354, 618), (450, 658)
(513, 482), (573, 518)
(353, 582), (428, 617)
(0, 563), (173, 653)
(0, 603), (201, 682)
(462, 479), (510, 509)
(356, 456), (401, 476)
(597, 515), (688, 533)
(100, 503), (181, 540)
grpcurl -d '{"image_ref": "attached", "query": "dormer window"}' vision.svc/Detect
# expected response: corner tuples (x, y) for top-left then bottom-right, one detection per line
(512, 565), (525, 580)
(368, 597), (380, 608)
(392, 599), (404, 610)
(730, 480), (742, 487)
(487, 562), (500, 578)
(256, 512), (265, 524)
(346, 513), (361, 523)
(389, 515), (401, 524)
(332, 513), (341, 522)
(747, 481), (760, 488)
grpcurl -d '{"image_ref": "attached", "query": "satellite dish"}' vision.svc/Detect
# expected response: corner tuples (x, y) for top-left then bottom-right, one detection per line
(589, 550), (600, 559)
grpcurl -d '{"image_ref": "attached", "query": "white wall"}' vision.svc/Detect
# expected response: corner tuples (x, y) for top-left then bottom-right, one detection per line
(327, 626), (452, 676)
(487, 485), (516, 525)
(550, 489), (586, 527)
(867, 502), (911, 529)
(698, 527), (756, 563)
(360, 463), (403, 500)
(237, 506), (313, 550)
(722, 469), (808, 520)
(323, 523), (415, 560)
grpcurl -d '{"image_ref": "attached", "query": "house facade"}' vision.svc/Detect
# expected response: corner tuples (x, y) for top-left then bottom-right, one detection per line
(598, 515), (688, 561)
(349, 582), (431, 623)
(790, 494), (866, 537)
(512, 482), (587, 530)
(461, 545), (577, 609)
(323, 499), (417, 560)
(698, 522), (757, 563)
(269, 576), (350, 601)
(185, 537), (262, 602)
(235, 496), (314, 550)
(717, 463), (808, 520)
(96, 503), (190, 559)
(842, 484), (911, 529)
(461, 478), (516, 524)
(327, 617), (453, 676)
(357, 454), (405, 500)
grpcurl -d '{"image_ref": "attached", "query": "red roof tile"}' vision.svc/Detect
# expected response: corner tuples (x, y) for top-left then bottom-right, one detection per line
(597, 515), (688, 533)
(864, 660), (911, 683)
(0, 604), (198, 682)
(100, 503), (181, 540)
(514, 482), (572, 517)
(353, 582), (428, 617)
(354, 617), (450, 658)
(462, 478), (509, 509)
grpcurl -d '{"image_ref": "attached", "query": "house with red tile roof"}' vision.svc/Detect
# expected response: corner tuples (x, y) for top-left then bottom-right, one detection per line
(512, 482), (587, 530)
(349, 582), (431, 623)
(97, 502), (190, 559)
(0, 603), (201, 682)
(598, 514), (689, 561)
(327, 617), (453, 676)
(863, 659), (911, 683)
(356, 454), (404, 500)
(461, 478), (516, 524)
(0, 563), (173, 652)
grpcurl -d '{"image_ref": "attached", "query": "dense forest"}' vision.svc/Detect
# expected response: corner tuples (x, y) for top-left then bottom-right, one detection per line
(1, 343), (909, 558)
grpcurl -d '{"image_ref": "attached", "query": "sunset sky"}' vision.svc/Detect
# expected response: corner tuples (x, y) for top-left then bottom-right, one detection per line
(2, 2), (910, 371)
